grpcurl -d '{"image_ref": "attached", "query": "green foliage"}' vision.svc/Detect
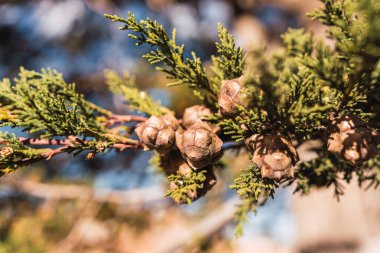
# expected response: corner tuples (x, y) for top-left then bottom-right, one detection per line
(358, 154), (380, 189)
(282, 28), (313, 57)
(217, 106), (270, 142)
(290, 152), (351, 199)
(210, 24), (245, 91)
(0, 68), (141, 176)
(103, 3), (380, 230)
(1, 0), (380, 238)
(0, 68), (106, 139)
(0, 133), (49, 176)
(105, 13), (215, 102)
(292, 152), (380, 199)
(105, 13), (245, 107)
(309, 0), (380, 112)
(104, 69), (171, 116)
(283, 65), (333, 140)
(220, 21), (374, 143)
(230, 165), (278, 236)
(165, 169), (209, 205)
(217, 29), (333, 141)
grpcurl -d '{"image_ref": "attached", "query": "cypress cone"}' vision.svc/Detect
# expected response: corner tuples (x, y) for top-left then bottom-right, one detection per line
(182, 105), (212, 129)
(217, 76), (250, 117)
(135, 114), (179, 152)
(327, 115), (379, 166)
(0, 147), (14, 158)
(176, 122), (223, 169)
(159, 150), (193, 176)
(245, 133), (299, 181)
(182, 105), (220, 133)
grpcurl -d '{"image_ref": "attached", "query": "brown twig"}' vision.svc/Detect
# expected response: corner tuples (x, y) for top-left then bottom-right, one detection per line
(85, 100), (147, 126)
(0, 136), (143, 166)
(103, 114), (147, 127)
(43, 147), (68, 160)
(12, 137), (142, 150)
(17, 137), (73, 146)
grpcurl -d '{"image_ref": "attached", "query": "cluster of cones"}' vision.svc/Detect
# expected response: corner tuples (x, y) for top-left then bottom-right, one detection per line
(135, 105), (222, 203)
(134, 77), (380, 203)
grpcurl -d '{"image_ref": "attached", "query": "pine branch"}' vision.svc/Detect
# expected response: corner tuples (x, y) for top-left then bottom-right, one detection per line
(102, 114), (147, 127)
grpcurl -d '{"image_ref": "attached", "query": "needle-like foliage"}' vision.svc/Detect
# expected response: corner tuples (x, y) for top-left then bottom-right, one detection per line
(231, 165), (278, 236)
(0, 68), (106, 138)
(210, 24), (245, 92)
(104, 69), (171, 116)
(1, 0), (380, 237)
(105, 13), (216, 102)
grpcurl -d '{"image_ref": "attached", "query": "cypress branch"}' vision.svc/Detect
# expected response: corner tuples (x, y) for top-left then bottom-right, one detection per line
(1, 0), (380, 237)
(105, 13), (215, 102)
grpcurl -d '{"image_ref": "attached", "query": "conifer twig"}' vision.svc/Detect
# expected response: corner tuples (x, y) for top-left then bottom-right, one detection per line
(104, 13), (217, 101)
(103, 114), (147, 127)
(9, 141), (142, 165)
(0, 136), (142, 148)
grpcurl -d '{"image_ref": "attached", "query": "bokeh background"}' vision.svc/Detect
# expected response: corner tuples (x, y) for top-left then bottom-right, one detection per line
(1, 1), (380, 253)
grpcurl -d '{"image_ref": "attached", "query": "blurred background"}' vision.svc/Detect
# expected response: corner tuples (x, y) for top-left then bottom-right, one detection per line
(1, 0), (380, 252)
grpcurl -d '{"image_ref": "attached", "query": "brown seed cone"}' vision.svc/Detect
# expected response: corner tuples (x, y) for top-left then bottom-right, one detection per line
(135, 114), (179, 152)
(217, 76), (250, 117)
(0, 147), (14, 158)
(327, 115), (379, 166)
(182, 105), (220, 133)
(245, 134), (299, 181)
(159, 150), (193, 176)
(169, 168), (217, 205)
(162, 113), (180, 130)
(176, 122), (223, 169)
(182, 105), (212, 129)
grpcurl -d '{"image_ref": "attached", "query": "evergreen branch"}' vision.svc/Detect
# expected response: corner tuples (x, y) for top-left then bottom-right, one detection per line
(105, 13), (216, 101)
(358, 155), (380, 189)
(2, 136), (140, 148)
(308, 0), (380, 112)
(0, 133), (53, 176)
(165, 169), (210, 204)
(216, 105), (270, 142)
(282, 28), (313, 57)
(1, 2), (380, 238)
(210, 24), (245, 92)
(0, 134), (143, 177)
(101, 114), (147, 127)
(289, 152), (353, 200)
(104, 69), (171, 116)
(230, 165), (278, 236)
(0, 68), (107, 138)
(284, 65), (333, 140)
